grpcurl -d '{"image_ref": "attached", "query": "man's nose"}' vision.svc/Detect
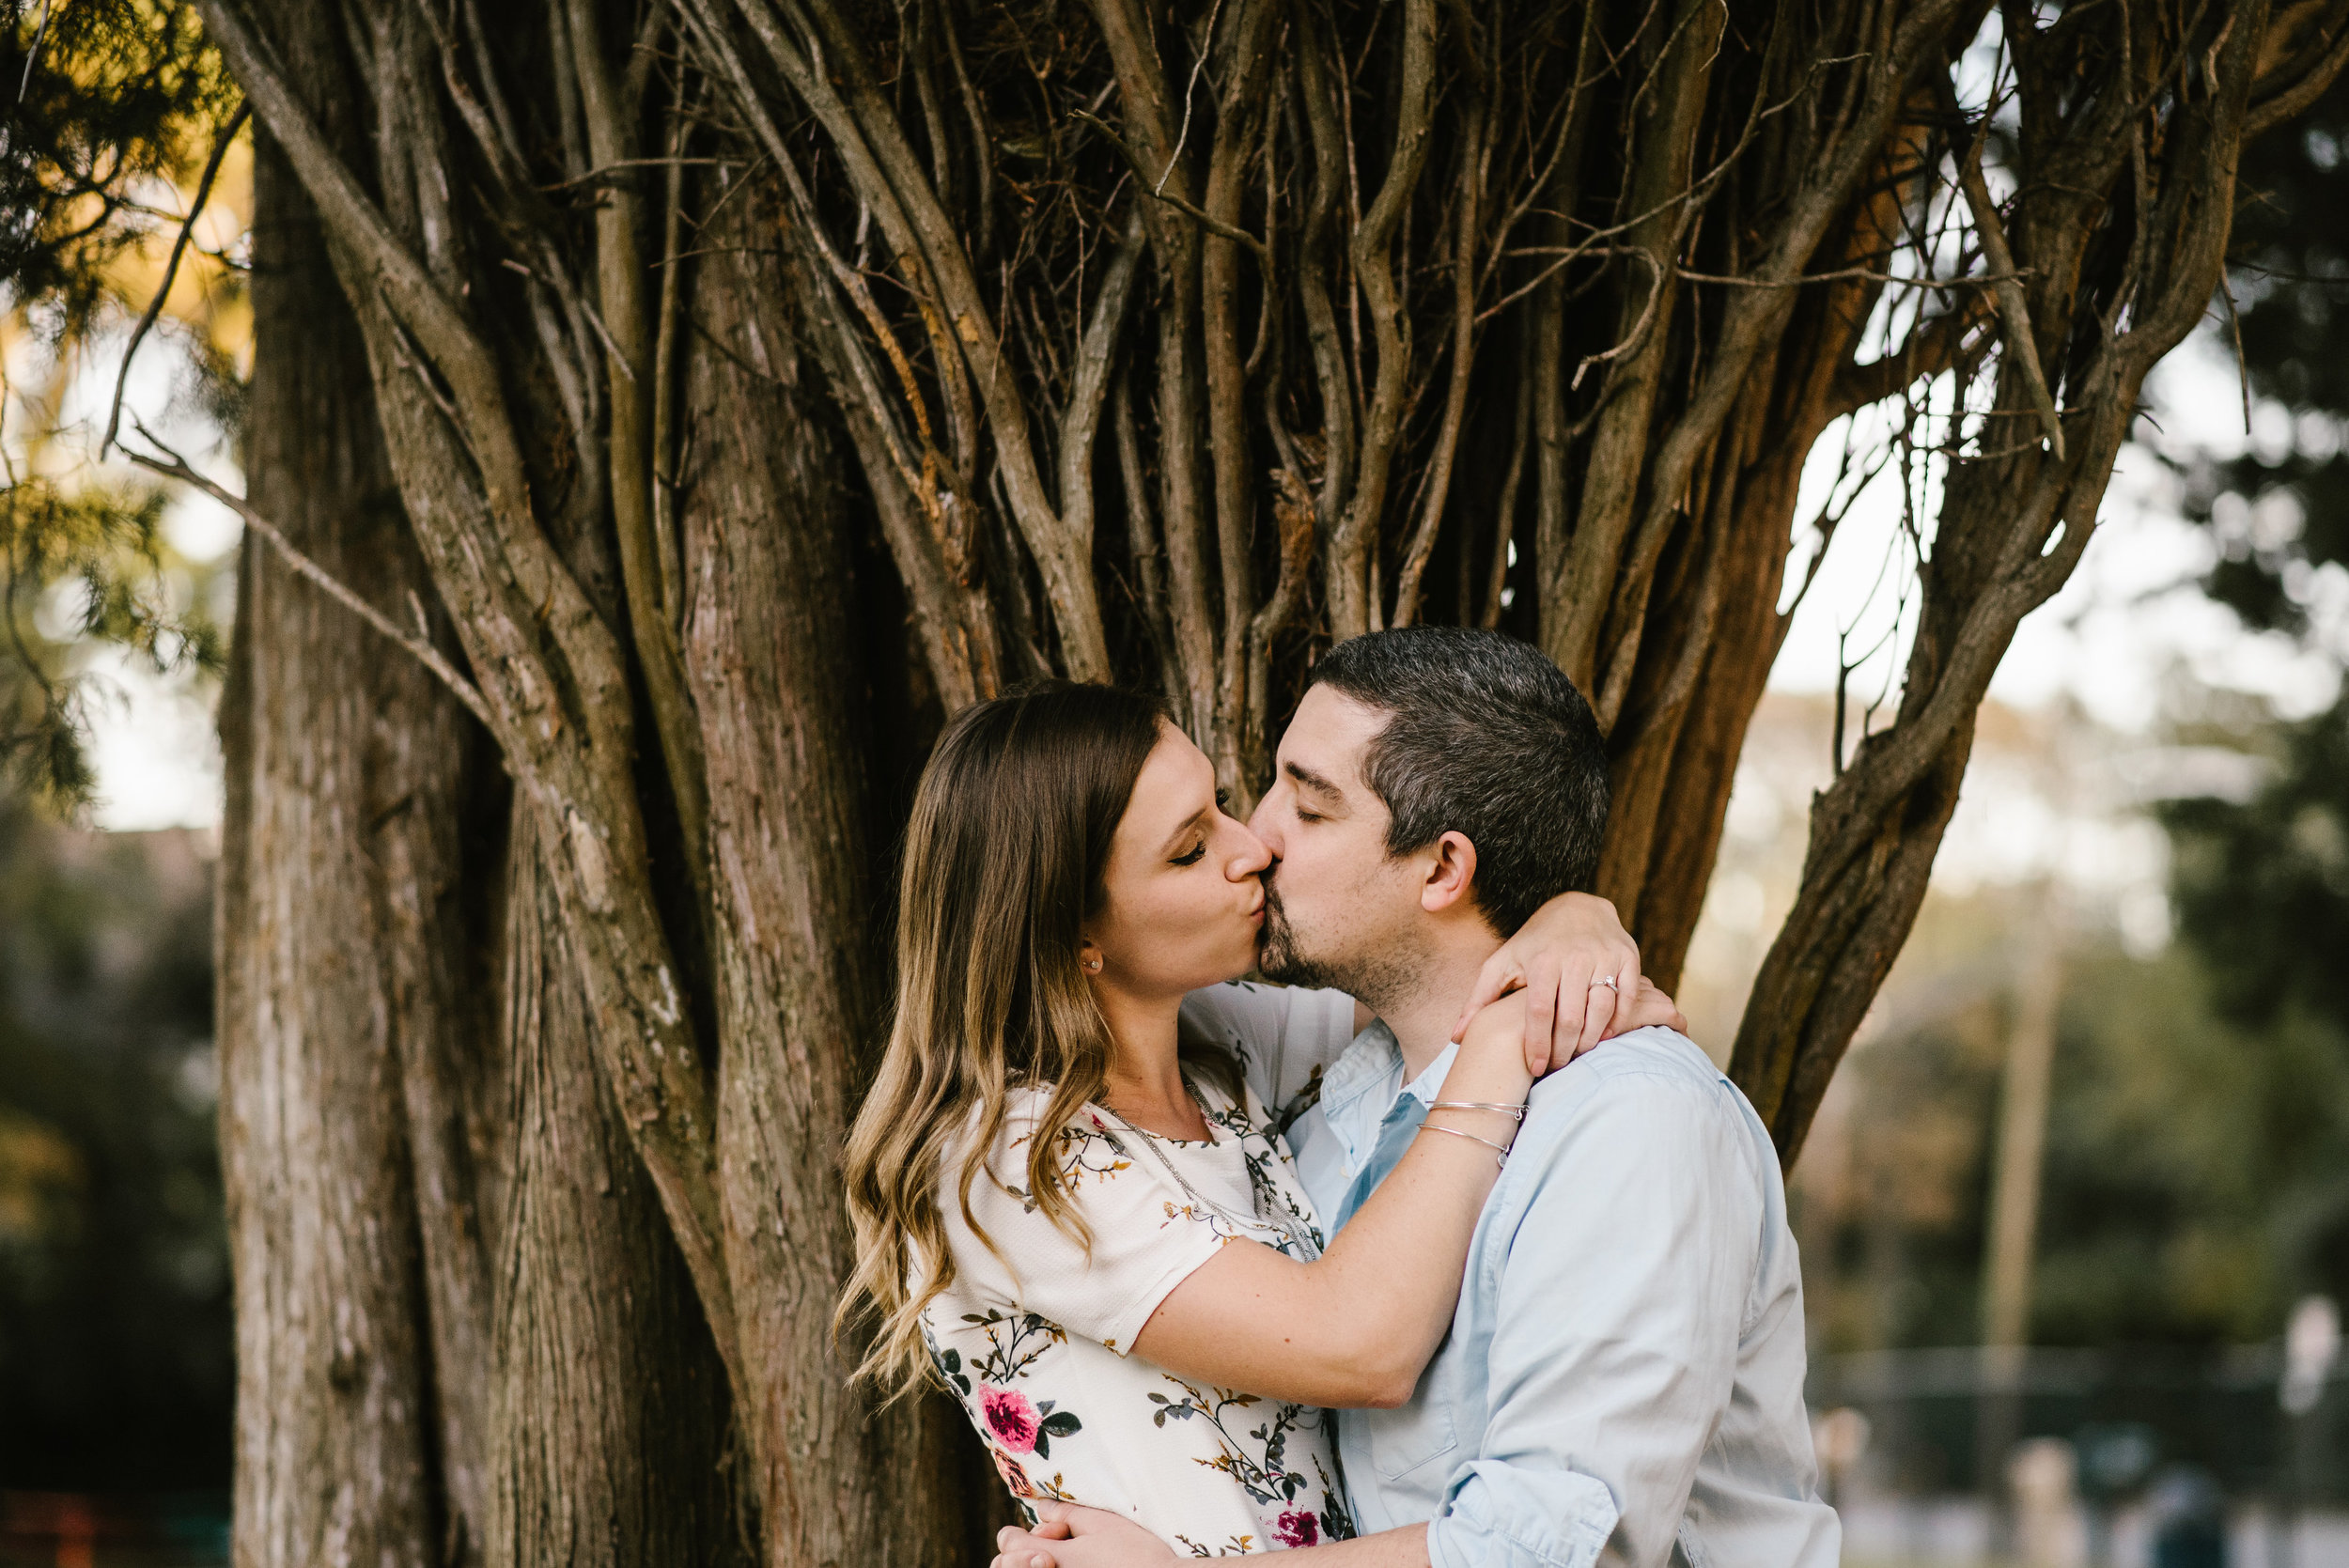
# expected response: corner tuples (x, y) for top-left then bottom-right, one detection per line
(1246, 790), (1283, 857)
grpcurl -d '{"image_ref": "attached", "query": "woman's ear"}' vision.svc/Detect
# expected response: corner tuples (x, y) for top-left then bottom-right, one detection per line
(1421, 830), (1479, 914)
(1078, 937), (1105, 975)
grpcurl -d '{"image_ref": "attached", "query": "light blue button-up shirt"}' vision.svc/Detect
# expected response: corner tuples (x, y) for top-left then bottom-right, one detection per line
(1190, 983), (1837, 1568)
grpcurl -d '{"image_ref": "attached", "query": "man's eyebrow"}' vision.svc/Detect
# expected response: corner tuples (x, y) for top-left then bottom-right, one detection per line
(1283, 760), (1344, 800)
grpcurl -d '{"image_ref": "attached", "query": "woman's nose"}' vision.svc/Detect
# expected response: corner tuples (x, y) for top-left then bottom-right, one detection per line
(1226, 822), (1274, 879)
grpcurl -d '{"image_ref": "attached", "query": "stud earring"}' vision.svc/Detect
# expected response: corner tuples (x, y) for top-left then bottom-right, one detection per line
(1085, 957), (1102, 971)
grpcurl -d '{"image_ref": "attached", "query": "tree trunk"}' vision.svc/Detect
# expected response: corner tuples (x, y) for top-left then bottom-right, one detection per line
(485, 819), (744, 1568)
(221, 111), (475, 1568)
(677, 180), (974, 1567)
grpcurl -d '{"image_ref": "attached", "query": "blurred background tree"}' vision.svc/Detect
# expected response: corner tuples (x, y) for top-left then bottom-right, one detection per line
(0, 0), (243, 1516)
(0, 810), (225, 1491)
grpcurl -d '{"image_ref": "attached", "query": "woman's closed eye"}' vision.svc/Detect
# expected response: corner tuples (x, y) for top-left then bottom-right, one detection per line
(1169, 790), (1235, 866)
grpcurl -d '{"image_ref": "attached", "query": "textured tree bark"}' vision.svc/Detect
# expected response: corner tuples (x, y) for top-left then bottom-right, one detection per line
(677, 182), (976, 1568)
(485, 820), (745, 1568)
(220, 116), (470, 1568)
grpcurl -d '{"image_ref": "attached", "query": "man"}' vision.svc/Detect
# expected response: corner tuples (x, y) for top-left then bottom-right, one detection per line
(993, 628), (1837, 1568)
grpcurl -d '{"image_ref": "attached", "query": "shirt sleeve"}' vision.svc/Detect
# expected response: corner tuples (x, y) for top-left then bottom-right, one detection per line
(1426, 1070), (1766, 1568)
(1179, 980), (1361, 1117)
(944, 1100), (1237, 1357)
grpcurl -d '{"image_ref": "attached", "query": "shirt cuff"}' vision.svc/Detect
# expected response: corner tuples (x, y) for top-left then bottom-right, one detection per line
(1425, 1460), (1620, 1568)
(1088, 1226), (1234, 1358)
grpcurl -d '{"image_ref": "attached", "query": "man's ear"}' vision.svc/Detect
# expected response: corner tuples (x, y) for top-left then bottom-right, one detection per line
(1421, 830), (1479, 914)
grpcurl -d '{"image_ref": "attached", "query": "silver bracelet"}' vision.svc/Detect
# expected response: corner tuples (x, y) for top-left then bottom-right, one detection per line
(1418, 1121), (1510, 1169)
(1427, 1100), (1526, 1121)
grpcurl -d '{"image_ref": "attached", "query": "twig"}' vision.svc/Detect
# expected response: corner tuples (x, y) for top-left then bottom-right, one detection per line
(1075, 110), (1270, 261)
(120, 421), (495, 731)
(1938, 78), (2064, 459)
(15, 0), (51, 105)
(2219, 273), (2253, 437)
(1159, 0), (1231, 192)
(1674, 263), (2026, 289)
(537, 156), (727, 192)
(102, 104), (252, 458)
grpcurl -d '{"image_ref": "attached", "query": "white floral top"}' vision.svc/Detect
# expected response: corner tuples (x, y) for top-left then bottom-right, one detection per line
(922, 983), (1361, 1555)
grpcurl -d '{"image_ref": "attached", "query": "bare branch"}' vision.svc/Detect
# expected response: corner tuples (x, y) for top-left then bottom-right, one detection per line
(103, 102), (250, 458)
(122, 423), (495, 732)
(1940, 76), (2064, 458)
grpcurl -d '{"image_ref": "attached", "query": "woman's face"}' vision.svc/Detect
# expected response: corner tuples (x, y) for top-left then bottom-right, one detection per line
(1082, 723), (1271, 1001)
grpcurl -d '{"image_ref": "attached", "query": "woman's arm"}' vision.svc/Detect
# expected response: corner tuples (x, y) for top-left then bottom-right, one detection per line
(1128, 996), (1531, 1409)
(992, 1507), (1428, 1568)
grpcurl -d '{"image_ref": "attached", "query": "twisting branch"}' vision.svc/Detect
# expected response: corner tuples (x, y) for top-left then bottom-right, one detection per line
(568, 0), (712, 893)
(1392, 90), (1489, 629)
(1939, 77), (2065, 459)
(675, 0), (992, 705)
(1083, 0), (1217, 737)
(1077, 109), (1271, 259)
(1202, 0), (1283, 792)
(1057, 206), (1145, 558)
(102, 102), (251, 457)
(729, 0), (1113, 676)
(1327, 0), (1439, 640)
(121, 423), (494, 731)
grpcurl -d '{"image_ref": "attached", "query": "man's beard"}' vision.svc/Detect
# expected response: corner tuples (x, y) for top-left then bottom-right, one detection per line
(1257, 882), (1340, 988)
(1257, 879), (1421, 1017)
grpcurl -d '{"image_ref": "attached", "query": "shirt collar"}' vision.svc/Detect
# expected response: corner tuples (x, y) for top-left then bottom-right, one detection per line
(1399, 1040), (1460, 1108)
(1314, 1020), (1462, 1162)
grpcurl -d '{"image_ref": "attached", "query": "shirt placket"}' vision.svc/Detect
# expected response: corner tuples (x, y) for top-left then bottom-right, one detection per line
(1330, 1092), (1430, 1231)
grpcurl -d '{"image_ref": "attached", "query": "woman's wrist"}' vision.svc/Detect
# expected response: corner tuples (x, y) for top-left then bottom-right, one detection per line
(1441, 1033), (1534, 1105)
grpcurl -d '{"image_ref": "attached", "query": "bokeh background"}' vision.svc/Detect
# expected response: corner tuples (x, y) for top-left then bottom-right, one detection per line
(4, 50), (2347, 1568)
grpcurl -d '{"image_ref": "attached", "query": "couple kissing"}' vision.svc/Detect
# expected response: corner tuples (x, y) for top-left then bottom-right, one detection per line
(840, 627), (1836, 1568)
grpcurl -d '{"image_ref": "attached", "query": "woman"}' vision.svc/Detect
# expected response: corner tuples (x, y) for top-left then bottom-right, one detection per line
(840, 682), (1663, 1554)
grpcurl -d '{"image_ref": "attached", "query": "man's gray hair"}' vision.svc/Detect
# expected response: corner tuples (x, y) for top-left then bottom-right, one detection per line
(1309, 628), (1609, 936)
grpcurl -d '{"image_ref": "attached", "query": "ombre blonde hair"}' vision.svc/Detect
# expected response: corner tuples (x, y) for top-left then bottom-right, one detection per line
(839, 680), (1220, 1398)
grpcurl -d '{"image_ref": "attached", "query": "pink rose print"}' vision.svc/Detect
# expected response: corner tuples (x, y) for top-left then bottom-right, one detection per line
(992, 1450), (1037, 1498)
(982, 1387), (1042, 1453)
(1275, 1511), (1321, 1548)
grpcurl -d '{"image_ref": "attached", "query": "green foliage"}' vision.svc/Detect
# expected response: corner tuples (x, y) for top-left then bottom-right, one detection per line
(2, 0), (234, 346)
(1, 0), (237, 815)
(2149, 697), (2349, 1313)
(2034, 950), (2349, 1341)
(0, 460), (221, 812)
(2172, 74), (2349, 634)
(2162, 701), (2349, 1033)
(1805, 934), (2349, 1355)
(0, 800), (226, 1489)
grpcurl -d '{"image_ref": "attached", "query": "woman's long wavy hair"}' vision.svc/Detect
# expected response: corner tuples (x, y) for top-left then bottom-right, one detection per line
(839, 680), (1176, 1398)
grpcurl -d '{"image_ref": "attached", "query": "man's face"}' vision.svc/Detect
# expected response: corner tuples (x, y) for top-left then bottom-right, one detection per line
(1247, 685), (1427, 1003)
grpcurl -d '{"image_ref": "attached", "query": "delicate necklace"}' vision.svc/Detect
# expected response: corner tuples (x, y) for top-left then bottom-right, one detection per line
(1097, 1078), (1324, 1262)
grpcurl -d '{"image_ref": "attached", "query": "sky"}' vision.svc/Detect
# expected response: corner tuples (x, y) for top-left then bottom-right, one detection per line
(69, 320), (2347, 832)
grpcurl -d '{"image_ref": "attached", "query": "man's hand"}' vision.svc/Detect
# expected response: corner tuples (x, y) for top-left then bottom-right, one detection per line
(990, 1504), (1174, 1568)
(1451, 891), (1657, 1073)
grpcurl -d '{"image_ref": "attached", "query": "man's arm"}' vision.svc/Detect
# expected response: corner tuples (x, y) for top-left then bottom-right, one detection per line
(1425, 1066), (1764, 1568)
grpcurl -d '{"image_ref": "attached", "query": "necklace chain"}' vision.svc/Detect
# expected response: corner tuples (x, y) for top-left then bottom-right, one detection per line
(1098, 1082), (1323, 1262)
